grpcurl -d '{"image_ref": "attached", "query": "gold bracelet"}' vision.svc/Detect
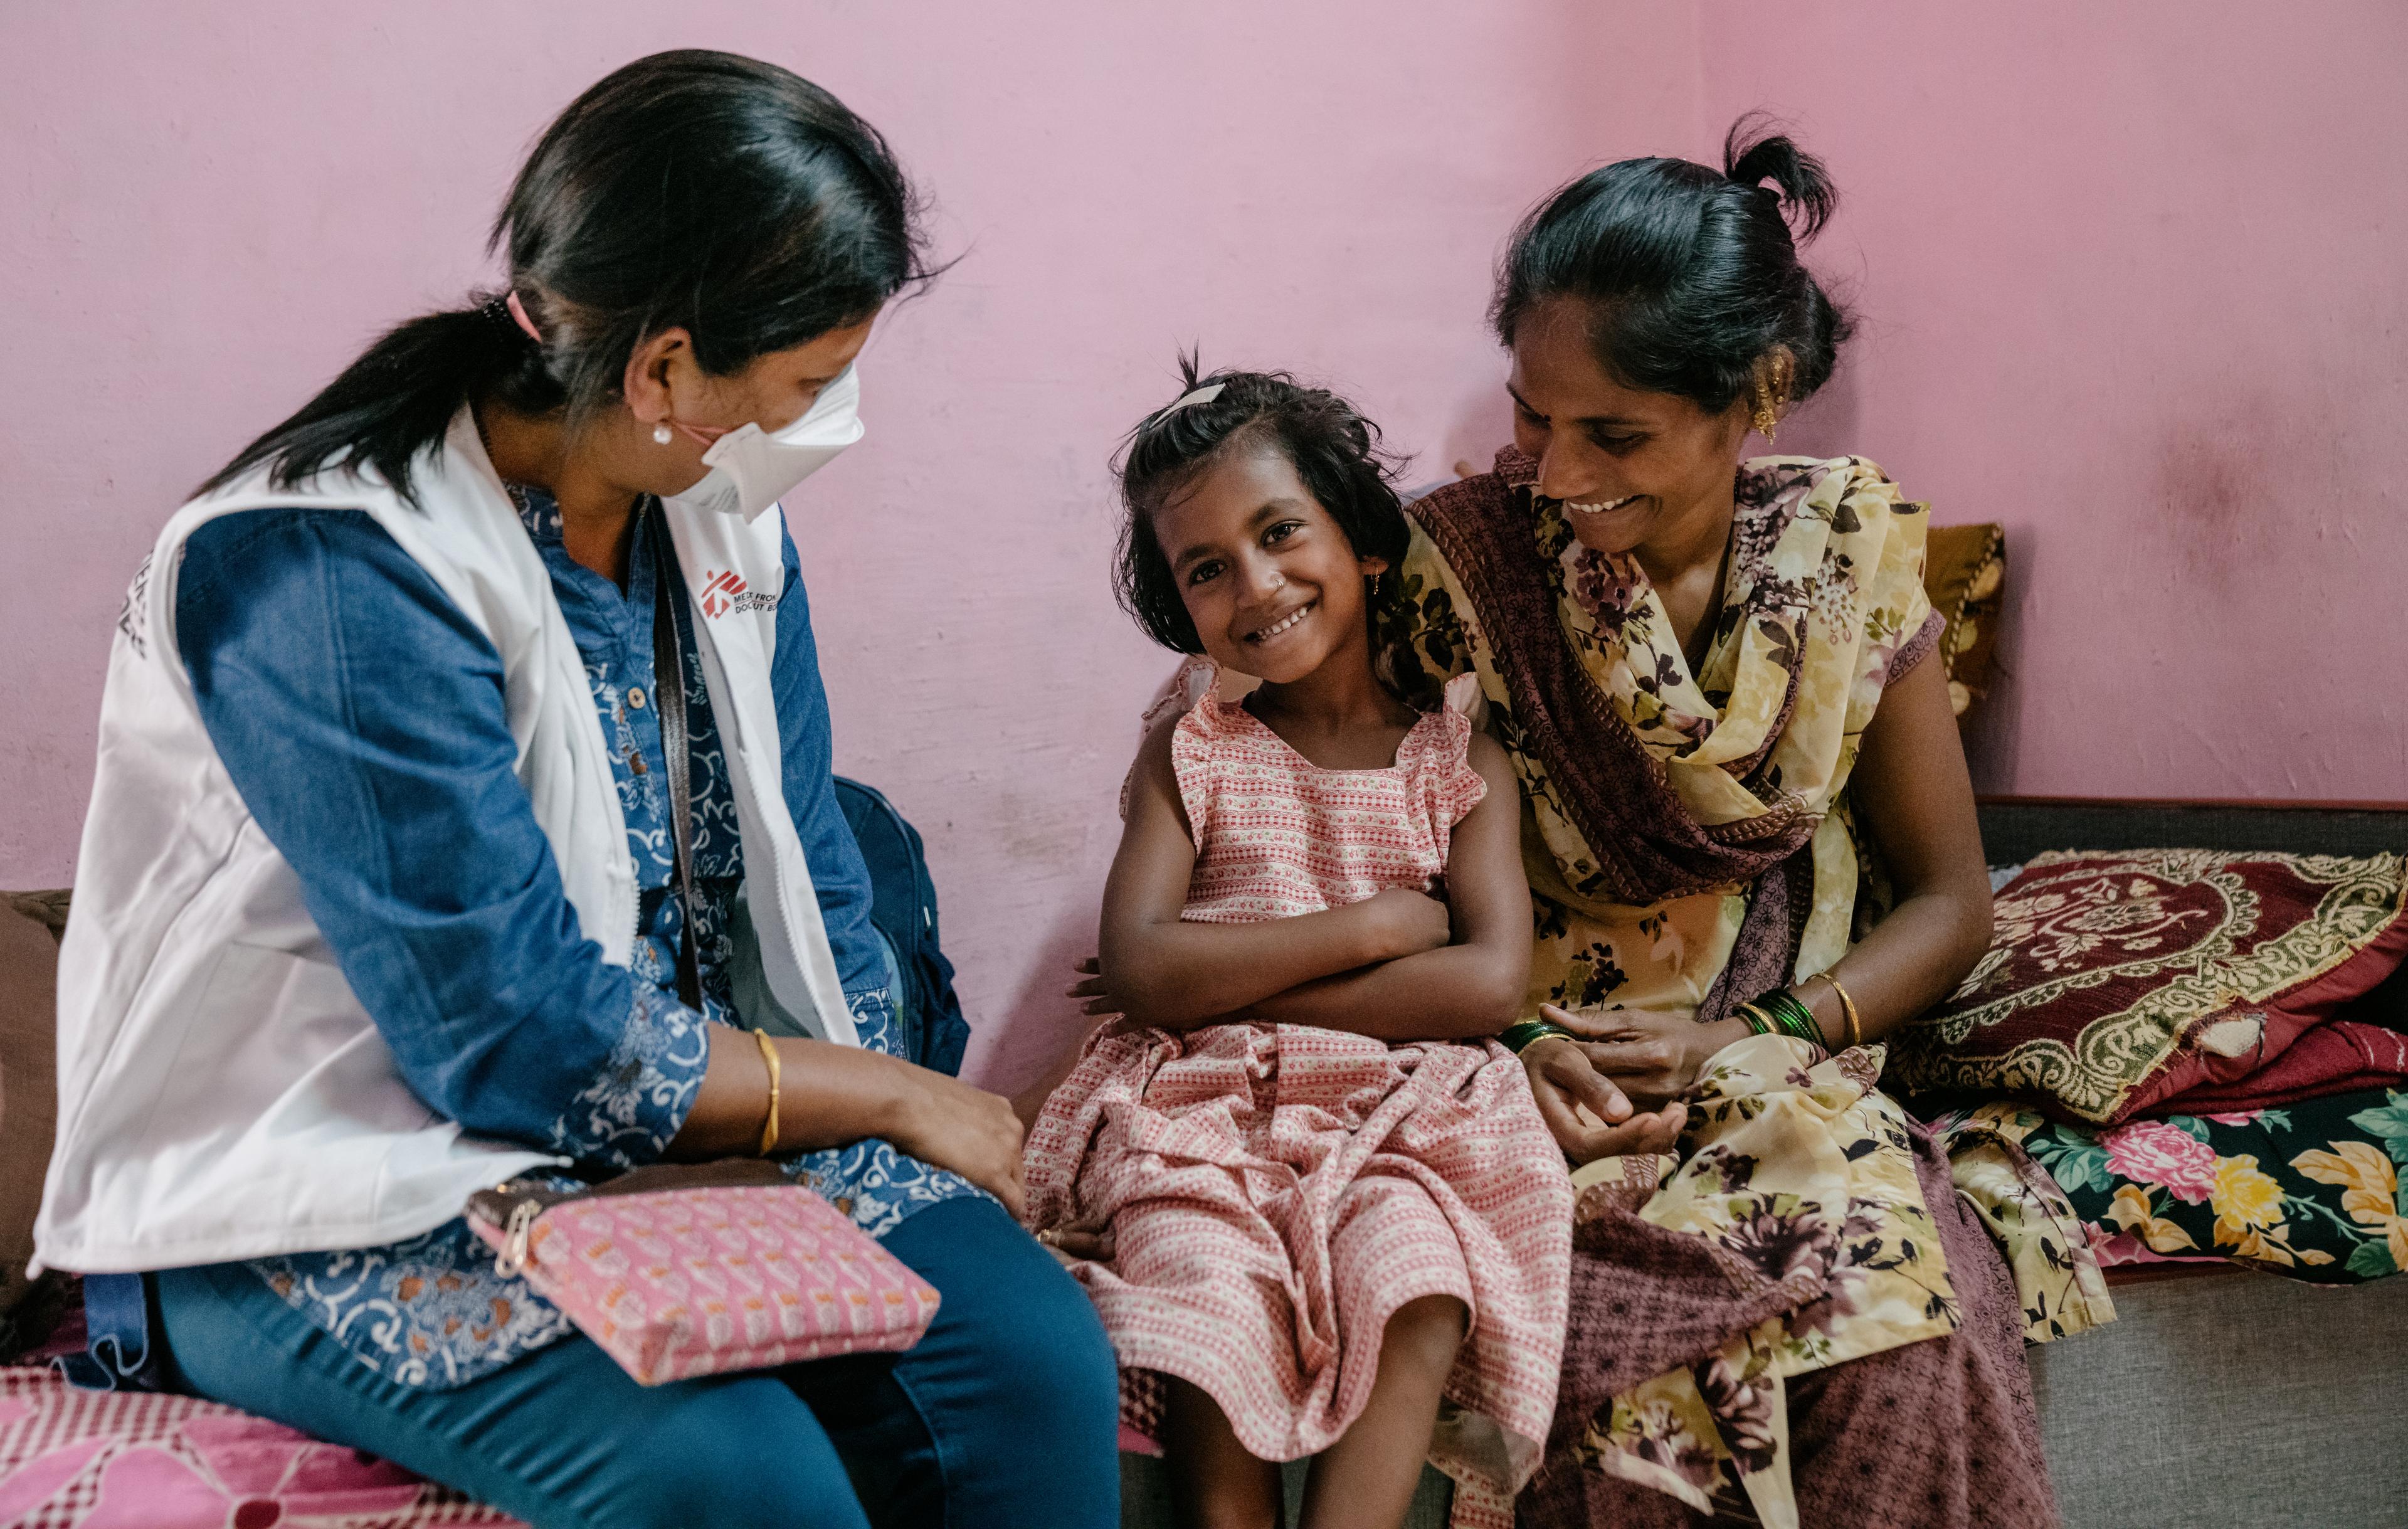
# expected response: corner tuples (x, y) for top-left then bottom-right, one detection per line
(1817, 972), (1862, 1049)
(752, 1028), (783, 1156)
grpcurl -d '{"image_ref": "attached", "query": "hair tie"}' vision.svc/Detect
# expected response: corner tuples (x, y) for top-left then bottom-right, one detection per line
(480, 291), (544, 344)
(503, 290), (544, 343)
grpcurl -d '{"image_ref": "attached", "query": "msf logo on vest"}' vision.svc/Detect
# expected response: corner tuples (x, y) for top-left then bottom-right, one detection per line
(699, 571), (779, 620)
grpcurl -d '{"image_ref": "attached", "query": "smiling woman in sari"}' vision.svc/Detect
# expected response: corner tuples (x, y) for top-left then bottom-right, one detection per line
(1385, 120), (2110, 1528)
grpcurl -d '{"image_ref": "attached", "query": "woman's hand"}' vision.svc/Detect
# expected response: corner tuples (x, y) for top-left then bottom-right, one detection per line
(1540, 1003), (1753, 1109)
(1070, 953), (1215, 1034)
(672, 1032), (1028, 1217)
(1068, 955), (1122, 1020)
(1038, 1226), (1117, 1268)
(1009, 959), (1132, 1131)
(1519, 1033), (1688, 1165)
(884, 1064), (1030, 1219)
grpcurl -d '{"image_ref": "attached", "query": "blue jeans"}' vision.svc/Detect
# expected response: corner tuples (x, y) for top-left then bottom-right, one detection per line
(154, 1197), (1119, 1529)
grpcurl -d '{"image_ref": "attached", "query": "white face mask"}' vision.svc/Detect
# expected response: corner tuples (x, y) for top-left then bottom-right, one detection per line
(659, 365), (864, 521)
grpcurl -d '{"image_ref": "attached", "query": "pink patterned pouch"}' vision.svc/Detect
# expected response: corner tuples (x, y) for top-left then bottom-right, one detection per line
(466, 1160), (941, 1386)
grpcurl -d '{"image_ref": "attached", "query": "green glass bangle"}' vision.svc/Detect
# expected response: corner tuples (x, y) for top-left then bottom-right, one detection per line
(1499, 1020), (1572, 1054)
(1771, 992), (1823, 1046)
(1755, 988), (1828, 1049)
(1756, 1000), (1807, 1044)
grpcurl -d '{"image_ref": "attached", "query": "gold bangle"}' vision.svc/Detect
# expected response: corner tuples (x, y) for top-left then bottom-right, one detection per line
(753, 1028), (783, 1156)
(1818, 973), (1862, 1049)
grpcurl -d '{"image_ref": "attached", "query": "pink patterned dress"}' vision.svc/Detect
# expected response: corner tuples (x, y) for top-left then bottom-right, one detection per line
(1025, 675), (1573, 1516)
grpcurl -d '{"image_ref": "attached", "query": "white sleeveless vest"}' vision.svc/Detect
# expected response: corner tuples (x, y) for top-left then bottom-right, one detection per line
(35, 410), (854, 1274)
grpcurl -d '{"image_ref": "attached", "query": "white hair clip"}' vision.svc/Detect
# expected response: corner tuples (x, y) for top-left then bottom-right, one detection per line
(1146, 381), (1225, 430)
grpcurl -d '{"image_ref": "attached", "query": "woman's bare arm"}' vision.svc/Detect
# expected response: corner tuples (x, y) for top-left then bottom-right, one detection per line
(669, 1030), (1030, 1217)
(1800, 648), (1994, 1042)
(1238, 732), (1532, 1040)
(1097, 717), (1451, 1029)
(1521, 650), (1992, 1156)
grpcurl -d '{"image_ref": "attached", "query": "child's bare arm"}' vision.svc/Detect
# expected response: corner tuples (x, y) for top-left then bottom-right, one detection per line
(1237, 732), (1532, 1040)
(1097, 717), (1451, 1030)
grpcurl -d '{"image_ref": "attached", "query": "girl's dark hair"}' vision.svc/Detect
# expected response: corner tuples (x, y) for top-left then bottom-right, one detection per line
(1491, 113), (1851, 413)
(1114, 359), (1406, 655)
(204, 50), (935, 499)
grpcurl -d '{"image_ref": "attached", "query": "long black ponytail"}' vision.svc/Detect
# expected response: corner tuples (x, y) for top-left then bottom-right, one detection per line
(203, 50), (934, 500)
(1490, 112), (1851, 413)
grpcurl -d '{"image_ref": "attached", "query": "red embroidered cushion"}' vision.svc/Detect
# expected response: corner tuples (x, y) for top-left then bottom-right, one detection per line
(1888, 849), (2408, 1123)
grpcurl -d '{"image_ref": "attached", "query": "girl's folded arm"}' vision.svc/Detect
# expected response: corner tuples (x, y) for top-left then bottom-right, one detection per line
(1239, 732), (1533, 1041)
(1099, 717), (1438, 1029)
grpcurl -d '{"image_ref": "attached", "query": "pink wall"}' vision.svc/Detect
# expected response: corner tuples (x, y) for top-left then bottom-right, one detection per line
(16, 4), (2390, 1087)
(1697, 0), (2408, 803)
(0, 1), (1694, 1084)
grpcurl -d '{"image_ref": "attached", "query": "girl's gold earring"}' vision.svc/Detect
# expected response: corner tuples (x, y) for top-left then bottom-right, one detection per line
(1753, 396), (1780, 446)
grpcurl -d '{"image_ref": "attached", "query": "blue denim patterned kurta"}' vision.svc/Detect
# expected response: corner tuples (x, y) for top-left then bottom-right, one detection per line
(171, 487), (979, 1389)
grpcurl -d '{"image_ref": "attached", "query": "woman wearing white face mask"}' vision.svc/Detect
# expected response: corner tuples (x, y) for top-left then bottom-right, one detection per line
(35, 50), (1119, 1529)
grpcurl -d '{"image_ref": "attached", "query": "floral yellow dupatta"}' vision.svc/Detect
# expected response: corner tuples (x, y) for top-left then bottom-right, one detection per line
(1388, 447), (1943, 1022)
(1390, 450), (2113, 1527)
(1553, 1036), (1951, 1527)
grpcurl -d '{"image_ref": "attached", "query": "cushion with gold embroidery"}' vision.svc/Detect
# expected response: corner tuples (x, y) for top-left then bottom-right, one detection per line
(1888, 849), (2408, 1123)
(1920, 522), (2004, 718)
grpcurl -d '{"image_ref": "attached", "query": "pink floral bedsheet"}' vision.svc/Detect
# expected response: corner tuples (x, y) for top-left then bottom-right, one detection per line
(0, 1365), (520, 1529)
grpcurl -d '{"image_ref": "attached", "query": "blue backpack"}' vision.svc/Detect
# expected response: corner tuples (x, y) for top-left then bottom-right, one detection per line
(834, 778), (971, 1077)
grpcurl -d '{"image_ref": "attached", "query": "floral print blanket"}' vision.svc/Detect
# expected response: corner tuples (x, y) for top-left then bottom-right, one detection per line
(1933, 1089), (2408, 1282)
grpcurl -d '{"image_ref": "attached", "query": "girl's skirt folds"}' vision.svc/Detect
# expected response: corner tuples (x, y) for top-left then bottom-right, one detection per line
(1025, 1022), (1573, 1506)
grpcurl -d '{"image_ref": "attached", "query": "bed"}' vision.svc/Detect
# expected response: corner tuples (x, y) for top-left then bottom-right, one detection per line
(1125, 797), (2408, 1529)
(7, 796), (2405, 1528)
(1963, 798), (2408, 1529)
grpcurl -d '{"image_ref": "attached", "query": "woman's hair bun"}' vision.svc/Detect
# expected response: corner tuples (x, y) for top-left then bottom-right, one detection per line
(1722, 112), (1836, 243)
(1490, 112), (1852, 414)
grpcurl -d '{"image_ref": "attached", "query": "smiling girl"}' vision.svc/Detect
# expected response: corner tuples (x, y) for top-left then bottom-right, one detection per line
(1022, 367), (1574, 1529)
